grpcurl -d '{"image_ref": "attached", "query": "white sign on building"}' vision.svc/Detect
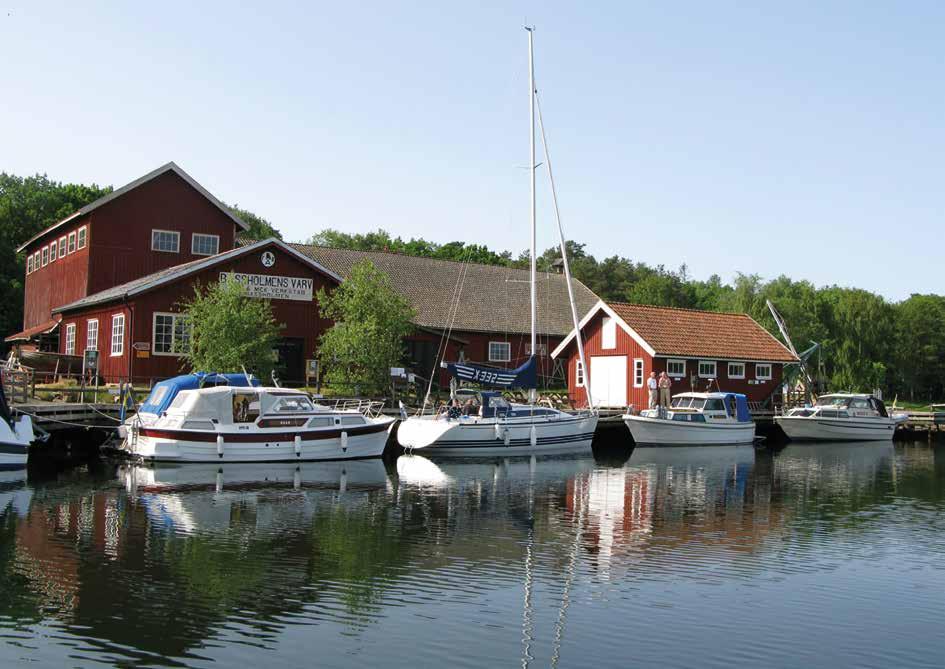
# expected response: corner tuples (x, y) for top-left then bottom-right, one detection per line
(219, 272), (314, 301)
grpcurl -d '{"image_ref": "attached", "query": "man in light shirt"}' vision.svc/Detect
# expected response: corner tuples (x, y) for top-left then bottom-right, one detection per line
(647, 371), (658, 409)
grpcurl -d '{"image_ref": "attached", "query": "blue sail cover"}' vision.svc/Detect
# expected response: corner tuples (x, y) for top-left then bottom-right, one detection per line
(446, 356), (537, 389)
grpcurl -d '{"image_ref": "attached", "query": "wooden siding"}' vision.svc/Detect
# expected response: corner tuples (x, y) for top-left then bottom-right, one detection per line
(22, 220), (91, 330)
(563, 311), (784, 408)
(58, 304), (132, 381)
(58, 243), (336, 384)
(86, 170), (238, 294)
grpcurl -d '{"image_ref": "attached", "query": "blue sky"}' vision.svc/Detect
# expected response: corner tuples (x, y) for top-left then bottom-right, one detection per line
(2, 2), (942, 301)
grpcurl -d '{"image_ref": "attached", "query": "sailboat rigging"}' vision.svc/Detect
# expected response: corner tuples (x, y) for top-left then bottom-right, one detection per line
(396, 27), (598, 455)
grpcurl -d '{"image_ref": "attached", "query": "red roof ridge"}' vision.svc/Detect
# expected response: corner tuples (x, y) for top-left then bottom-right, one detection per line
(606, 301), (753, 318)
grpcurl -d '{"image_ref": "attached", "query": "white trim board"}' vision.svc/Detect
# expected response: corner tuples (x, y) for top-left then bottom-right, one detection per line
(550, 300), (657, 359)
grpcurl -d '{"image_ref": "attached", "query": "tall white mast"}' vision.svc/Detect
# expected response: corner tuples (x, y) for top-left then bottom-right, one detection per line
(527, 26), (537, 363)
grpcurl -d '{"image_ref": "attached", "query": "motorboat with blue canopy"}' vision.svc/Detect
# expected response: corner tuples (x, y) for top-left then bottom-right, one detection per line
(622, 392), (756, 446)
(137, 373), (261, 418)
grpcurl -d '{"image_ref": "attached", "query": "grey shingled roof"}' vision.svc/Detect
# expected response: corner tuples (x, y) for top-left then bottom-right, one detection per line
(287, 243), (600, 336)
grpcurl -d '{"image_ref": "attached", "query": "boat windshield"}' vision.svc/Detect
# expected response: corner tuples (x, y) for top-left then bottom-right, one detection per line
(704, 398), (725, 412)
(671, 397), (705, 410)
(272, 396), (315, 412)
(817, 396), (852, 408)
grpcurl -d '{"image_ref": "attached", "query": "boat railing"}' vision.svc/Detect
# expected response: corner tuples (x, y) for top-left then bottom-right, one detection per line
(321, 398), (386, 418)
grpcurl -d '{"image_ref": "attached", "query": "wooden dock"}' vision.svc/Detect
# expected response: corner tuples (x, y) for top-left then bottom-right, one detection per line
(10, 401), (124, 433)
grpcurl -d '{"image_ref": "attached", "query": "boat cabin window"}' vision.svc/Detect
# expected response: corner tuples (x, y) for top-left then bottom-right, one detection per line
(341, 415), (365, 426)
(818, 409), (849, 418)
(849, 399), (870, 410)
(672, 413), (706, 423)
(272, 396), (315, 413)
(169, 391), (192, 410)
(817, 396), (851, 408)
(308, 417), (333, 428)
(232, 392), (261, 423)
(704, 398), (725, 412)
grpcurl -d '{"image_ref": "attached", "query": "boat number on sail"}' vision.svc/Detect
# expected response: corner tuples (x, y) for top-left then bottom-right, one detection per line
(219, 272), (314, 301)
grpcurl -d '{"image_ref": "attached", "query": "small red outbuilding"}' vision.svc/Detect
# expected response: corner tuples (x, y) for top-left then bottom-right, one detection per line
(551, 301), (798, 409)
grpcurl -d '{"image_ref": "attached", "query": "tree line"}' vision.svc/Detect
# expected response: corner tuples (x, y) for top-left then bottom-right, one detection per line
(308, 228), (945, 402)
(2, 171), (942, 401)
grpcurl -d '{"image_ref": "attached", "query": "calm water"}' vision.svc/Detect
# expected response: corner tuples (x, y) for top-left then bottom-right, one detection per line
(1, 441), (944, 668)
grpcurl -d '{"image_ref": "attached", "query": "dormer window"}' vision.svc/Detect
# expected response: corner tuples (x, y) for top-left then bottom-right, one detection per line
(151, 230), (180, 253)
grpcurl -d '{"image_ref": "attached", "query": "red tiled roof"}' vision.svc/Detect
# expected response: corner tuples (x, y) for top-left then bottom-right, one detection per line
(4, 318), (61, 343)
(609, 302), (797, 362)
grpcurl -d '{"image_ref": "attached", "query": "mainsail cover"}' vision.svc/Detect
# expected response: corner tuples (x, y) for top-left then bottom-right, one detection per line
(445, 355), (537, 389)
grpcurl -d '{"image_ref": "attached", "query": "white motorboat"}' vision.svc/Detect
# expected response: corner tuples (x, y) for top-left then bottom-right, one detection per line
(397, 30), (598, 456)
(0, 370), (34, 468)
(123, 384), (395, 463)
(622, 392), (756, 446)
(775, 393), (904, 442)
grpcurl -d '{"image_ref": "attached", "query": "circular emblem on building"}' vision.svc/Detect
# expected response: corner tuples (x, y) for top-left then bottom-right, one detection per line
(261, 251), (276, 268)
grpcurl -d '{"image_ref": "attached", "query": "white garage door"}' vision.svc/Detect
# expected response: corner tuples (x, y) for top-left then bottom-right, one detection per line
(589, 356), (627, 408)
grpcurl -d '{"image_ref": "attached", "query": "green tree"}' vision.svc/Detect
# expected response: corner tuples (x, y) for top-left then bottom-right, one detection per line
(226, 203), (282, 239)
(179, 279), (282, 378)
(317, 260), (415, 396)
(0, 173), (111, 349)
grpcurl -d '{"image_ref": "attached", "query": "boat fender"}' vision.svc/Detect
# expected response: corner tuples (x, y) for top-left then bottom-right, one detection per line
(216, 435), (224, 459)
(529, 425), (537, 447)
(341, 430), (348, 452)
(495, 422), (504, 441)
(294, 435), (302, 457)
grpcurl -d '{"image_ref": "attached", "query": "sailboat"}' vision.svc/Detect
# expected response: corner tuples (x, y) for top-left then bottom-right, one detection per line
(396, 28), (598, 456)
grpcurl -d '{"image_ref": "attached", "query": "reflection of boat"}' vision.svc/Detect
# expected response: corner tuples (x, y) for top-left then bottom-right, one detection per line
(0, 468), (32, 517)
(396, 28), (597, 457)
(623, 392), (755, 446)
(775, 393), (902, 442)
(124, 383), (394, 462)
(0, 370), (34, 468)
(630, 444), (757, 468)
(125, 459), (390, 492)
(396, 452), (598, 489)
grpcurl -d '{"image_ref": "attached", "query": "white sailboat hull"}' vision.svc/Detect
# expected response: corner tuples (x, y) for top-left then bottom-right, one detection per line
(775, 415), (896, 442)
(623, 414), (756, 446)
(397, 413), (598, 456)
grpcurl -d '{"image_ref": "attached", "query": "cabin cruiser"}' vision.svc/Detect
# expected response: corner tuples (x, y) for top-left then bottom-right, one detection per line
(397, 389), (597, 456)
(622, 392), (756, 446)
(775, 393), (904, 442)
(122, 383), (395, 463)
(0, 370), (34, 468)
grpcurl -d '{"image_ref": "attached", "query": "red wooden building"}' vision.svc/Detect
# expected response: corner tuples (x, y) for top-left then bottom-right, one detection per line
(552, 301), (798, 409)
(7, 162), (600, 386)
(8, 162), (247, 347)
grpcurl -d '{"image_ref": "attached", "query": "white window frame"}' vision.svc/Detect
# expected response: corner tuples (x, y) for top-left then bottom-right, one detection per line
(86, 319), (99, 352)
(77, 226), (87, 249)
(59, 235), (67, 258)
(68, 231), (77, 253)
(488, 341), (511, 363)
(41, 246), (49, 267)
(727, 362), (746, 379)
(666, 359), (686, 378)
(601, 316), (617, 350)
(152, 312), (190, 356)
(755, 363), (773, 381)
(111, 314), (125, 357)
(50, 239), (58, 261)
(633, 358), (645, 388)
(151, 229), (180, 253)
(33, 251), (40, 270)
(64, 323), (76, 355)
(698, 360), (717, 378)
(575, 360), (585, 387)
(191, 233), (220, 256)
(26, 255), (33, 274)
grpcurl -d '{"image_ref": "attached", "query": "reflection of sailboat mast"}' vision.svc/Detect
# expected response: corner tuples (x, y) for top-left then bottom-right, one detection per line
(550, 468), (587, 668)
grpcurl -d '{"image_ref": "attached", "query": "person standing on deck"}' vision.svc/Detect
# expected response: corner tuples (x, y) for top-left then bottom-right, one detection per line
(647, 372), (658, 409)
(659, 372), (672, 409)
